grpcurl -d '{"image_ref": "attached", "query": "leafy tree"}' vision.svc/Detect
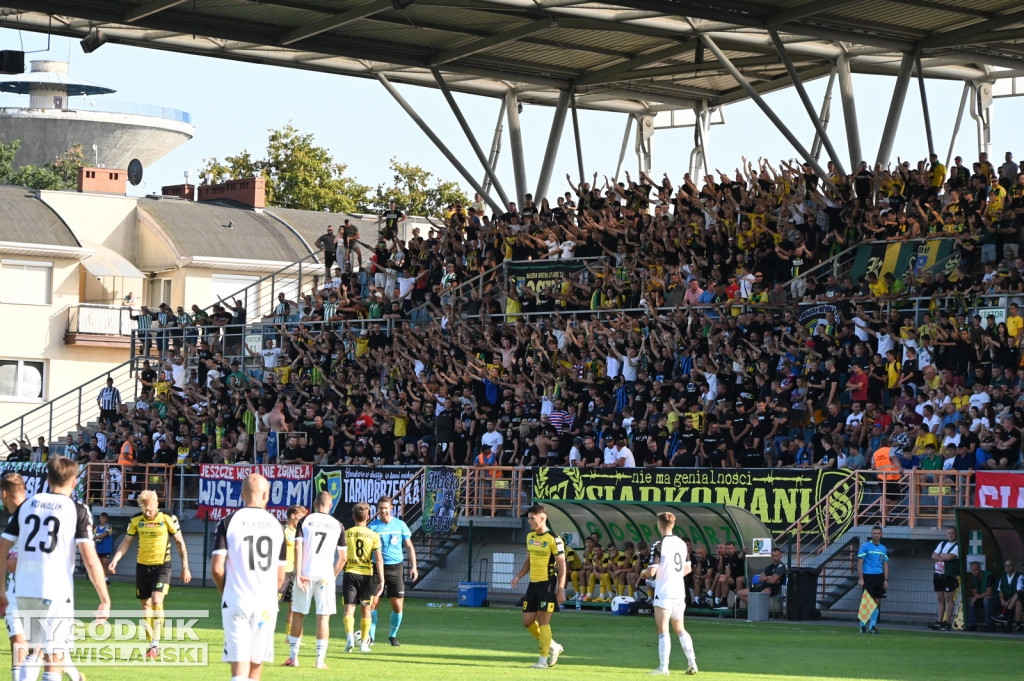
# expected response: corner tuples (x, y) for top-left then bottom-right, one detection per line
(200, 124), (370, 213)
(372, 157), (468, 216)
(0, 139), (85, 191)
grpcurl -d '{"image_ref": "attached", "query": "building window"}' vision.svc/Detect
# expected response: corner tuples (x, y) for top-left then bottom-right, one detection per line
(0, 359), (45, 401)
(0, 260), (52, 305)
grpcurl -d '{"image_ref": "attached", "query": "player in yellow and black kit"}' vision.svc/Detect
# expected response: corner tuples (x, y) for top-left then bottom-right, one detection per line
(109, 490), (191, 659)
(511, 504), (566, 669)
(342, 502), (384, 653)
(564, 539), (584, 597)
(280, 504), (308, 636)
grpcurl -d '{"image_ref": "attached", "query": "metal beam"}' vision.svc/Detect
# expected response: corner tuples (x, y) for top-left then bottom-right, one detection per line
(570, 90), (585, 184)
(697, 33), (833, 185)
(505, 91), (529, 205)
(576, 40), (693, 86)
(430, 19), (554, 66)
(608, 55), (790, 83)
(764, 0), (852, 25)
(769, 30), (845, 175)
(535, 90), (570, 201)
(483, 98), (506, 195)
(945, 82), (970, 169)
(431, 68), (511, 208)
(124, 0), (186, 23)
(614, 115), (634, 181)
(713, 65), (833, 106)
(836, 51), (863, 170)
(376, 73), (504, 215)
(916, 8), (1024, 50)
(915, 54), (935, 157)
(279, 0), (392, 46)
(875, 53), (915, 167)
(810, 66), (837, 161)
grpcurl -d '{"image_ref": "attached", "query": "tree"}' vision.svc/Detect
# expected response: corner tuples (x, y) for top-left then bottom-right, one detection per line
(200, 124), (370, 213)
(0, 140), (84, 191)
(372, 157), (469, 216)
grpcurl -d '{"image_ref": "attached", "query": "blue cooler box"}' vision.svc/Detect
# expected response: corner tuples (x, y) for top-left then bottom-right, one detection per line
(459, 582), (488, 607)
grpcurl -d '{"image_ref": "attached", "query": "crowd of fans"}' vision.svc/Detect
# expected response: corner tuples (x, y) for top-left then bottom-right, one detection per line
(35, 151), (1024, 484)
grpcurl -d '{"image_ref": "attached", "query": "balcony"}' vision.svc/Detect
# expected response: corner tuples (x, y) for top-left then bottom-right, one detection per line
(65, 304), (134, 348)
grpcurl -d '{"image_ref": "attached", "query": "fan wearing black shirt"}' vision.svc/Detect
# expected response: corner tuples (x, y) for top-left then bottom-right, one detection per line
(698, 419), (729, 467)
(668, 417), (700, 467)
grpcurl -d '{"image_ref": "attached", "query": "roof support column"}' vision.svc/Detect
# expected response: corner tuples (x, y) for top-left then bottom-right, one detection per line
(614, 114), (634, 181)
(697, 33), (833, 184)
(970, 81), (993, 159)
(535, 89), (570, 201)
(875, 52), (914, 167)
(810, 66), (837, 164)
(915, 55), (935, 157)
(505, 90), (528, 206)
(769, 30), (846, 176)
(570, 89), (586, 185)
(945, 82), (971, 168)
(376, 73), (503, 215)
(431, 68), (511, 208)
(635, 115), (653, 174)
(836, 50), (863, 170)
(483, 98), (506, 196)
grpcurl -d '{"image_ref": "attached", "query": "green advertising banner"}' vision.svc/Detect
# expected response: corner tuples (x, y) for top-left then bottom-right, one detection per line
(532, 467), (860, 536)
(422, 466), (462, 534)
(848, 238), (958, 282)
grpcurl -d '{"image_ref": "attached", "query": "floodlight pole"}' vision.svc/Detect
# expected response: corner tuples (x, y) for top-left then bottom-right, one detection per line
(376, 73), (503, 215)
(769, 30), (846, 176)
(431, 68), (511, 208)
(915, 54), (936, 157)
(836, 51), (863, 171)
(697, 33), (833, 186)
(505, 90), (528, 205)
(810, 66), (837, 163)
(875, 53), (915, 167)
(483, 98), (506, 195)
(535, 89), (570, 201)
(945, 82), (971, 169)
(570, 89), (585, 184)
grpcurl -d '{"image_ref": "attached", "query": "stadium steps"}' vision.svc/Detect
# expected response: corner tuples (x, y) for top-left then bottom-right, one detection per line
(408, 527), (465, 587)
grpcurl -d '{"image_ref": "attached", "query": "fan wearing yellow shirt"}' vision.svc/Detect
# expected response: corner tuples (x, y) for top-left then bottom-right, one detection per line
(1006, 303), (1023, 341)
(108, 490), (191, 659)
(280, 505), (308, 636)
(342, 502), (384, 653)
(511, 504), (567, 669)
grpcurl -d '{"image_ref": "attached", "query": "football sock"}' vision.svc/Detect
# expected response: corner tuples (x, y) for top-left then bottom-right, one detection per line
(658, 633), (671, 670)
(286, 614), (292, 637)
(361, 618), (371, 643)
(232, 676), (248, 681)
(39, 673), (59, 681)
(344, 615), (355, 643)
(601, 574), (613, 595)
(64, 665), (80, 681)
(144, 614), (154, 642)
(869, 606), (880, 628)
(287, 635), (301, 660)
(152, 604), (164, 646)
(526, 621), (541, 640)
(625, 584), (633, 598)
(370, 611), (378, 641)
(390, 612), (403, 637)
(15, 654), (37, 681)
(678, 630), (696, 667)
(588, 574), (597, 589)
(538, 624), (552, 657)
(570, 572), (580, 593)
(316, 639), (327, 664)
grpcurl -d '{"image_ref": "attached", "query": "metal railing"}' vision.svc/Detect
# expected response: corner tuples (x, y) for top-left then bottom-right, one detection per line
(462, 466), (528, 517)
(0, 358), (139, 448)
(200, 251), (324, 320)
(83, 463), (173, 508)
(0, 100), (192, 124)
(67, 304), (135, 336)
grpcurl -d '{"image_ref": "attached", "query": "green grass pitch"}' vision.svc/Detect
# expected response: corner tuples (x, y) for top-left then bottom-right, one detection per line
(3, 581), (1021, 679)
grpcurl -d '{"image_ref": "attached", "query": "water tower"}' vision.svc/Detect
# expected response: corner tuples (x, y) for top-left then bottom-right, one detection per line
(0, 60), (193, 170)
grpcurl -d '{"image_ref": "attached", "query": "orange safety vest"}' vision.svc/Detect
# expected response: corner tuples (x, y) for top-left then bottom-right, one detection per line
(118, 442), (136, 466)
(872, 447), (900, 481)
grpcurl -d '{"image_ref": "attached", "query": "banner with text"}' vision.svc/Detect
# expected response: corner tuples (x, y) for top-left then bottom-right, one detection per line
(0, 462), (86, 504)
(197, 464), (313, 521)
(423, 467), (462, 534)
(532, 467), (860, 536)
(975, 471), (1024, 508)
(507, 260), (587, 297)
(848, 238), (958, 283)
(314, 466), (422, 524)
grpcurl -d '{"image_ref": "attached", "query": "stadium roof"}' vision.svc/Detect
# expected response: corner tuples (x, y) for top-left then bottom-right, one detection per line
(3, 1), (1024, 115)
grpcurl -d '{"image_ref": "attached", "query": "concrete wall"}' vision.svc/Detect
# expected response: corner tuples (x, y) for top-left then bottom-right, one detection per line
(39, 191), (139, 262)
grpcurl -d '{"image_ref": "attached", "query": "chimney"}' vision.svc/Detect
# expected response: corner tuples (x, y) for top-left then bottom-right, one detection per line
(196, 177), (266, 208)
(78, 167), (126, 195)
(161, 184), (196, 201)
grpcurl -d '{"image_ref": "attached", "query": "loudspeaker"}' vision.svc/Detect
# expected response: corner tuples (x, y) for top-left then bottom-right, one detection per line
(80, 31), (107, 54)
(0, 50), (24, 75)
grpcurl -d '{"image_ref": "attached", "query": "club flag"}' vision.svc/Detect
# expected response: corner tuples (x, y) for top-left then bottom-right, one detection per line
(858, 590), (878, 624)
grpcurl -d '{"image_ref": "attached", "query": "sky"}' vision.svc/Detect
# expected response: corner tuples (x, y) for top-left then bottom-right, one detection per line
(3, 29), (1024, 206)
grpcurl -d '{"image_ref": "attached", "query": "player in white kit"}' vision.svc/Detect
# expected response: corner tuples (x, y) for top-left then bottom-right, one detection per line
(211, 474), (287, 681)
(2, 473), (31, 681)
(0, 458), (110, 681)
(640, 512), (698, 676)
(284, 492), (345, 669)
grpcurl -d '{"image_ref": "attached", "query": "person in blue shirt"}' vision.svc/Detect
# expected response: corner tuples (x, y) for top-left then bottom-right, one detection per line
(94, 512), (115, 580)
(857, 525), (890, 634)
(367, 495), (418, 647)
